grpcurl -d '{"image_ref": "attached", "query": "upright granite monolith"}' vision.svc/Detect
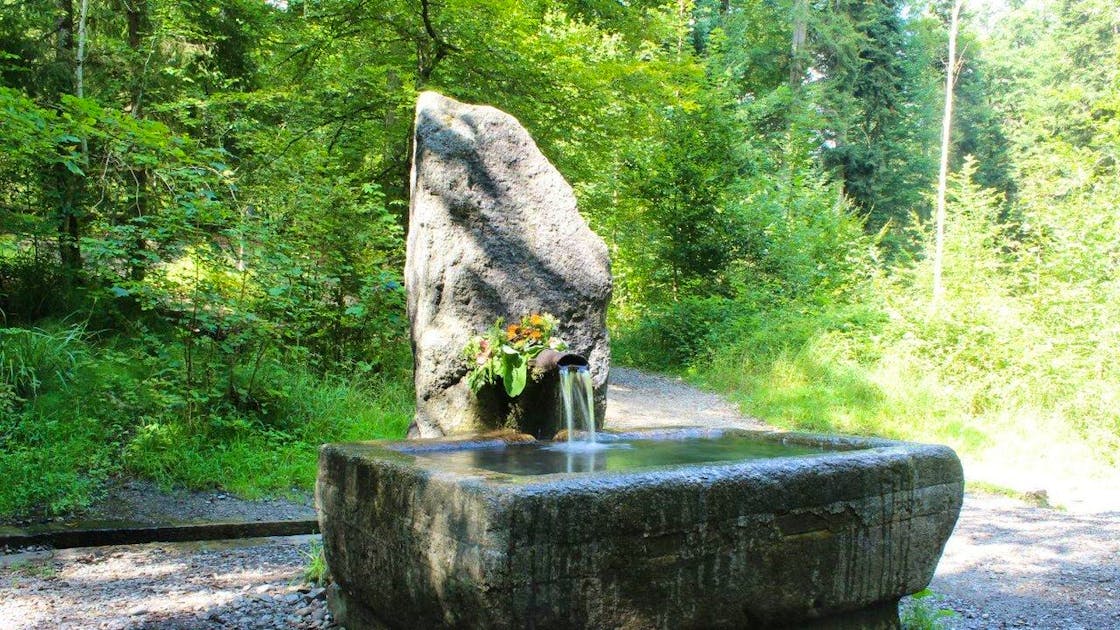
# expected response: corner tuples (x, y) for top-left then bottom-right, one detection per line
(405, 92), (612, 438)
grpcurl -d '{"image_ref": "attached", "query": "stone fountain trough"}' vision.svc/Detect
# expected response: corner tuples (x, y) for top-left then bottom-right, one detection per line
(317, 92), (963, 628)
(317, 428), (963, 629)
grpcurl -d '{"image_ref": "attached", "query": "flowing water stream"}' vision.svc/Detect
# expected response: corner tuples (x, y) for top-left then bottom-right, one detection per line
(558, 365), (599, 448)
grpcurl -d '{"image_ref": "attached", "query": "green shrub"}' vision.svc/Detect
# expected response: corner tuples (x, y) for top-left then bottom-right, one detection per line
(901, 589), (958, 629)
(614, 296), (737, 370)
(0, 329), (413, 520)
(0, 251), (74, 323)
(0, 401), (117, 518)
(120, 362), (412, 497)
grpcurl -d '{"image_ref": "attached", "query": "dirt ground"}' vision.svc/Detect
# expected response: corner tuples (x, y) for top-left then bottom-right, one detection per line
(1, 367), (1116, 629)
(0, 536), (329, 629)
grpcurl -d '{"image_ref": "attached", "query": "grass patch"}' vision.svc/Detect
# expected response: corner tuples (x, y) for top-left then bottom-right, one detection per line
(650, 291), (1120, 500)
(966, 481), (1057, 508)
(0, 326), (413, 520)
(900, 589), (958, 630)
(303, 539), (330, 586)
(0, 419), (115, 517)
(123, 372), (412, 497)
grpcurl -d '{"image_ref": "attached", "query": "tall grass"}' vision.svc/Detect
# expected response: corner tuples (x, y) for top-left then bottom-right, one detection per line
(685, 244), (1119, 497)
(122, 368), (413, 497)
(0, 324), (87, 400)
(0, 327), (413, 520)
(625, 163), (1120, 501)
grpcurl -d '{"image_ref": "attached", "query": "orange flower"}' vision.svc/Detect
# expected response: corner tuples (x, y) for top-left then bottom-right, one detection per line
(506, 324), (520, 340)
(528, 329), (542, 340)
(529, 314), (544, 327)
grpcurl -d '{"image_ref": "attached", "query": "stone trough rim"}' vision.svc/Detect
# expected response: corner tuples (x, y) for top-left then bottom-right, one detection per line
(320, 426), (960, 493)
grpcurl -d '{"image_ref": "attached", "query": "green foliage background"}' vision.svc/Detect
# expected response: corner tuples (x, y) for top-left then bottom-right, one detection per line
(1, 0), (1117, 517)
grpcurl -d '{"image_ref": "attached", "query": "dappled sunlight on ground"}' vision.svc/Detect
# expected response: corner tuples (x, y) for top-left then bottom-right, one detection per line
(0, 536), (326, 629)
(931, 495), (1120, 629)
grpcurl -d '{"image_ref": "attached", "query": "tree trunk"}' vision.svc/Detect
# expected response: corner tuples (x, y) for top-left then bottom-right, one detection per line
(790, 0), (808, 89)
(55, 0), (82, 273)
(127, 0), (151, 281)
(932, 0), (963, 309)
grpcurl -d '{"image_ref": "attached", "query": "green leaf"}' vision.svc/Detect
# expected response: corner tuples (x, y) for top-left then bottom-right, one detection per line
(62, 159), (85, 176)
(501, 354), (527, 397)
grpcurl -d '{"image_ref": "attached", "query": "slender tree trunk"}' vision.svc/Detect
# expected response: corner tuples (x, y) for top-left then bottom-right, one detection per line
(75, 0), (88, 102)
(785, 0), (810, 212)
(932, 0), (963, 309)
(677, 0), (688, 56)
(127, 0), (151, 281)
(126, 1), (151, 117)
(55, 0), (82, 273)
(789, 0), (808, 89)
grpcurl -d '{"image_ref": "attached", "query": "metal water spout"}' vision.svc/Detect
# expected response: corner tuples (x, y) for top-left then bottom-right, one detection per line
(532, 350), (597, 445)
(532, 349), (589, 372)
(510, 349), (593, 440)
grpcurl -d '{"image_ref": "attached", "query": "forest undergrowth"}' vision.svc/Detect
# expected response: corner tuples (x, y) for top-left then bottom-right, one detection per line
(616, 165), (1120, 502)
(0, 317), (412, 519)
(3, 0), (1118, 517)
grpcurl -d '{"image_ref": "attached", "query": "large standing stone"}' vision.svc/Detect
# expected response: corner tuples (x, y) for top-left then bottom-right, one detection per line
(406, 91), (612, 438)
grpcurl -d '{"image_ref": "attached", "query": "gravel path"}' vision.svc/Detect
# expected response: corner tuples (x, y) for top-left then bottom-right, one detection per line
(77, 480), (316, 525)
(929, 496), (1120, 629)
(0, 536), (331, 629)
(605, 366), (766, 431)
(609, 367), (1120, 629)
(2, 367), (1116, 629)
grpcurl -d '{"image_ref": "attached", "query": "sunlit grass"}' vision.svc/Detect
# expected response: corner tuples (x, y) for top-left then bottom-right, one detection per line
(122, 372), (413, 497)
(690, 312), (1119, 508)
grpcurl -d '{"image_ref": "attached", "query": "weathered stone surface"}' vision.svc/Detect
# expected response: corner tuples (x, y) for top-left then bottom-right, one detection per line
(317, 429), (964, 629)
(406, 91), (612, 438)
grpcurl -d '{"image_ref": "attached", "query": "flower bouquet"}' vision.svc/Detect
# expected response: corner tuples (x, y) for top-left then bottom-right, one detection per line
(463, 313), (567, 397)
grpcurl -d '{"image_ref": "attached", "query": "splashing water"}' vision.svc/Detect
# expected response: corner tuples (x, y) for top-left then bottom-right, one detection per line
(559, 365), (600, 449)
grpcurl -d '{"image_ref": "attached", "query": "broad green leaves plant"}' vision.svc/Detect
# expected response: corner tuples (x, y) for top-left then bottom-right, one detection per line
(463, 313), (567, 397)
